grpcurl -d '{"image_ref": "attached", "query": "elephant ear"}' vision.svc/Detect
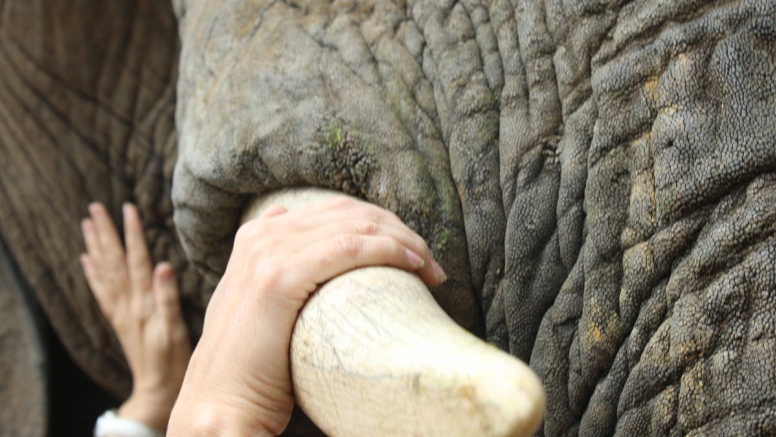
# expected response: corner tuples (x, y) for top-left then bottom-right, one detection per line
(172, 1), (483, 334)
(0, 0), (208, 401)
(0, 238), (47, 437)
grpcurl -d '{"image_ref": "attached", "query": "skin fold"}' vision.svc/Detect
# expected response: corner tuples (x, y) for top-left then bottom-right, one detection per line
(0, 0), (775, 436)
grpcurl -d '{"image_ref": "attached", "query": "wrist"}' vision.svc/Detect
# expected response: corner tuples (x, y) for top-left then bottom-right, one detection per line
(168, 399), (275, 437)
(118, 391), (175, 432)
(171, 315), (296, 435)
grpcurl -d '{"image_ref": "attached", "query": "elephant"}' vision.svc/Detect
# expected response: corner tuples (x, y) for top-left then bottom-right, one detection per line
(0, 0), (774, 435)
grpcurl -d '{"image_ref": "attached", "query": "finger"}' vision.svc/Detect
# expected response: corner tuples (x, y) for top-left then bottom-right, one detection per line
(123, 203), (153, 295)
(307, 234), (428, 282)
(259, 204), (288, 219)
(81, 254), (114, 317)
(152, 263), (183, 326)
(289, 195), (361, 217)
(295, 219), (441, 284)
(263, 197), (404, 235)
(280, 235), (438, 301)
(80, 253), (96, 288)
(265, 199), (410, 251)
(298, 198), (406, 229)
(89, 202), (126, 267)
(254, 199), (443, 283)
(81, 218), (101, 266)
(239, 199), (374, 243)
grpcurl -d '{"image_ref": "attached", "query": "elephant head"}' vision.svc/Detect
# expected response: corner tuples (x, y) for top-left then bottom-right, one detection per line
(0, 0), (774, 435)
(171, 0), (776, 435)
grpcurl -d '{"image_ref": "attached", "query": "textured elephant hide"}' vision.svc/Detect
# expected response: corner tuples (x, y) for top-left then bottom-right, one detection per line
(172, 0), (776, 435)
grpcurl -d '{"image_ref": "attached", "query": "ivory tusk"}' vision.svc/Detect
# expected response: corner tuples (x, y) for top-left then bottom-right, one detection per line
(242, 188), (545, 437)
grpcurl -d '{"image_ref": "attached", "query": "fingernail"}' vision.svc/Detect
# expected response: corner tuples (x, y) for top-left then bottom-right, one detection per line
(156, 263), (175, 282)
(89, 202), (105, 217)
(122, 203), (133, 219)
(81, 219), (92, 233)
(432, 260), (447, 283)
(405, 249), (425, 269)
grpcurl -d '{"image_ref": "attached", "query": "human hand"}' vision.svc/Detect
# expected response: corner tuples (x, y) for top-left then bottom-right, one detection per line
(168, 196), (447, 436)
(80, 203), (192, 432)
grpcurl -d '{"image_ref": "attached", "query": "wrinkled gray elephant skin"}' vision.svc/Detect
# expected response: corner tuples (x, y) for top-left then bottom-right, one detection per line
(1, 0), (775, 436)
(173, 1), (776, 435)
(0, 0), (192, 403)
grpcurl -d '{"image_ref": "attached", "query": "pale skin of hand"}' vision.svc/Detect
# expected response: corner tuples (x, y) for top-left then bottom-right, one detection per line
(167, 196), (447, 436)
(80, 203), (192, 433)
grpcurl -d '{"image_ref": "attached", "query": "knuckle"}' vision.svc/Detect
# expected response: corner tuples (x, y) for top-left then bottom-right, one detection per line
(255, 259), (285, 290)
(262, 236), (282, 253)
(359, 208), (383, 225)
(354, 221), (380, 236)
(413, 234), (430, 253)
(388, 239), (405, 257)
(130, 298), (148, 320)
(316, 254), (335, 270)
(283, 218), (303, 231)
(335, 235), (363, 258)
(235, 221), (259, 242)
(329, 196), (357, 209)
(235, 224), (277, 253)
(369, 203), (400, 223)
(315, 253), (334, 271)
(159, 290), (178, 307)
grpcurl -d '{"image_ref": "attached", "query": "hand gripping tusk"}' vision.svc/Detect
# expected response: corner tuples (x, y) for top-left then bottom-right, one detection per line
(242, 188), (545, 437)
